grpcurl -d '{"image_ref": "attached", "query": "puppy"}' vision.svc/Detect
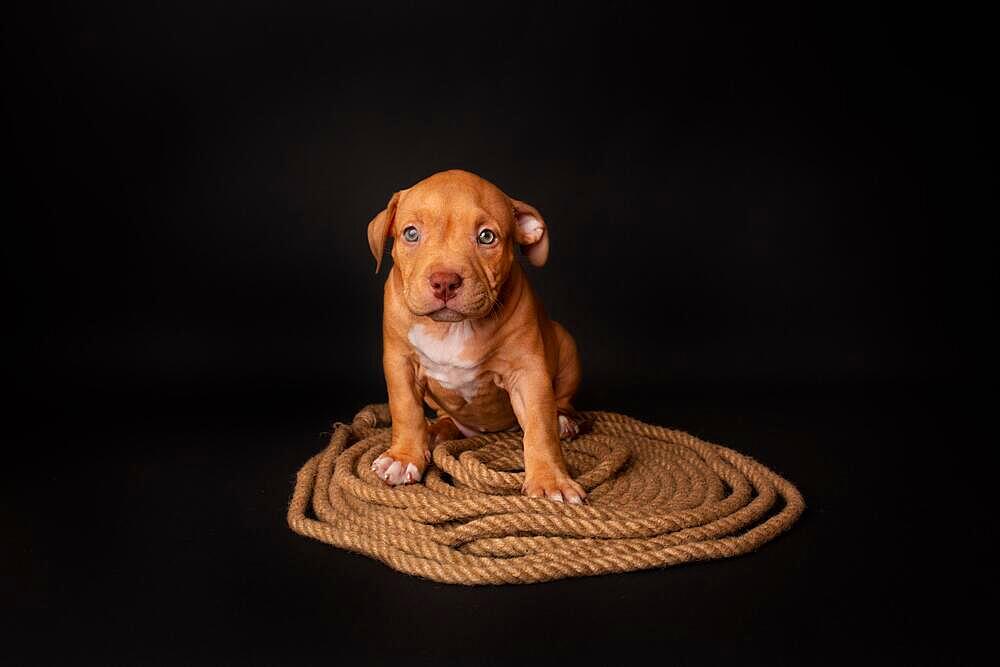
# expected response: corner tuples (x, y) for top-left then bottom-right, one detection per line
(367, 169), (586, 503)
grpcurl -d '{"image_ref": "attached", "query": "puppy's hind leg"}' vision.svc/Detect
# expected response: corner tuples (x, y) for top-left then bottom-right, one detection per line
(427, 414), (466, 448)
(551, 321), (590, 441)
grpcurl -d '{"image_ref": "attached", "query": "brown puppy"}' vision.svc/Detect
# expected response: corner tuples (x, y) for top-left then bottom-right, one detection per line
(366, 169), (587, 503)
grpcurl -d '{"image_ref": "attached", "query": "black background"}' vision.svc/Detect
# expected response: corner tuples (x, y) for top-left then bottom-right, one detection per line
(4, 2), (990, 664)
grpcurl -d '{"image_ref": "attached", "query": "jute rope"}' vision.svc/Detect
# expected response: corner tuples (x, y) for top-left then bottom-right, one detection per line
(287, 404), (805, 585)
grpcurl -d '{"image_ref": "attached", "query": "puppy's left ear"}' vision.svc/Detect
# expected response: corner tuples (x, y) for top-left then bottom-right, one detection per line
(511, 198), (549, 267)
(367, 191), (403, 273)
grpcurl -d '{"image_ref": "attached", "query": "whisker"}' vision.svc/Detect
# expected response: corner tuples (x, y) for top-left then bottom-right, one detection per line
(488, 291), (504, 321)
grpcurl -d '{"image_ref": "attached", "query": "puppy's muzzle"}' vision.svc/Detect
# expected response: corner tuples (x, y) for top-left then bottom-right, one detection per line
(426, 270), (467, 321)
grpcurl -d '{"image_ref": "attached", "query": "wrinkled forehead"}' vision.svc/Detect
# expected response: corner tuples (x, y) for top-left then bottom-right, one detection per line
(399, 181), (512, 226)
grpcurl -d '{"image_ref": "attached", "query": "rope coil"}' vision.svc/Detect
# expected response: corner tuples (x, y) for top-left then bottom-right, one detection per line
(287, 404), (805, 585)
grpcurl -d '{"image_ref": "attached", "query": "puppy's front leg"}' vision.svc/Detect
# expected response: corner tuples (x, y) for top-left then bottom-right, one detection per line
(372, 351), (429, 486)
(506, 364), (587, 504)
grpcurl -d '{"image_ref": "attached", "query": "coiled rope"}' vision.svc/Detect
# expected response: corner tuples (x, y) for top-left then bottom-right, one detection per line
(287, 404), (805, 585)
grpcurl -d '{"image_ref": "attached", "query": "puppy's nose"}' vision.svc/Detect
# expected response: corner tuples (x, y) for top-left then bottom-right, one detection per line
(429, 271), (463, 301)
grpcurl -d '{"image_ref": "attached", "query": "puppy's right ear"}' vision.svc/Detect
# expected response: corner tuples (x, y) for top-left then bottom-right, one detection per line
(366, 191), (403, 273)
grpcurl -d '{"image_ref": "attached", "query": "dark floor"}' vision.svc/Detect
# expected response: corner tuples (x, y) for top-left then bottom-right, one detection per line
(4, 378), (979, 664)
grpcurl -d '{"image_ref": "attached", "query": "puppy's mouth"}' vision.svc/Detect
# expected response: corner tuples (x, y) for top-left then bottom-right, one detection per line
(428, 307), (467, 322)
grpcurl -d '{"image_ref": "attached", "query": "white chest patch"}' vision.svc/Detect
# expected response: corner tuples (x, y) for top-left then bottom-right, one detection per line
(407, 322), (483, 402)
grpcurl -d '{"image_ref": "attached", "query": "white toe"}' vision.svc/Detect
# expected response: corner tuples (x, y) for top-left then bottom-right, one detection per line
(372, 455), (393, 475)
(383, 460), (403, 484)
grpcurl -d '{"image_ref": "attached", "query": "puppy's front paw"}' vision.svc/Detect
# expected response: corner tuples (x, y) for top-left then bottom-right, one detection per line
(522, 469), (587, 504)
(371, 447), (429, 486)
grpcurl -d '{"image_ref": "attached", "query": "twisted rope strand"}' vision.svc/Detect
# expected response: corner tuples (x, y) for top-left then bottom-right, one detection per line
(287, 404), (805, 585)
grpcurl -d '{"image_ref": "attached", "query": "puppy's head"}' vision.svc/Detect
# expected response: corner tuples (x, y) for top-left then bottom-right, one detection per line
(367, 170), (549, 322)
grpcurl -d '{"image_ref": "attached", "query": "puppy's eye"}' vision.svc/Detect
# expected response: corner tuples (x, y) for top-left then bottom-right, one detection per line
(402, 226), (420, 242)
(477, 229), (497, 245)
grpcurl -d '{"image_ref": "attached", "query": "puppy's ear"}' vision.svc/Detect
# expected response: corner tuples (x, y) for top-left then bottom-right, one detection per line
(511, 198), (549, 267)
(367, 191), (403, 273)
